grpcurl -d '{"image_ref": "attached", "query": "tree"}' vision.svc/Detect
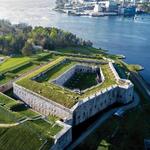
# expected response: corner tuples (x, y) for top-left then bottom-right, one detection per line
(50, 28), (58, 41)
(22, 42), (34, 56)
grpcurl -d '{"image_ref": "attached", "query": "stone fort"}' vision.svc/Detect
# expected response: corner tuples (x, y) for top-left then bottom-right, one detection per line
(13, 56), (134, 149)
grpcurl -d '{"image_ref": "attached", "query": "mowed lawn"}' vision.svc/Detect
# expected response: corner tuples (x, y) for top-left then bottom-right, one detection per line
(0, 122), (46, 150)
(0, 57), (31, 73)
(0, 93), (61, 150)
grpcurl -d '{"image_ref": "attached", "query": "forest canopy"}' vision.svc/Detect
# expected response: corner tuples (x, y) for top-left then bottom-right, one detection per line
(0, 20), (92, 56)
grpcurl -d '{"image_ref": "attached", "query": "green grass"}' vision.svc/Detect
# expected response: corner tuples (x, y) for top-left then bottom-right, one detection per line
(0, 63), (38, 85)
(0, 106), (18, 123)
(0, 57), (31, 73)
(0, 125), (44, 150)
(64, 72), (97, 90)
(49, 61), (77, 80)
(0, 92), (63, 150)
(0, 120), (55, 150)
(56, 46), (104, 55)
(15, 64), (38, 75)
(0, 52), (56, 85)
(0, 76), (12, 85)
(35, 60), (76, 82)
(127, 64), (144, 72)
(0, 92), (37, 120)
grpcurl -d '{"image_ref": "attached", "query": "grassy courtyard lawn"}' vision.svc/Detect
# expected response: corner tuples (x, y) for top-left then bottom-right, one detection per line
(80, 64), (116, 98)
(64, 72), (97, 91)
(0, 57), (32, 73)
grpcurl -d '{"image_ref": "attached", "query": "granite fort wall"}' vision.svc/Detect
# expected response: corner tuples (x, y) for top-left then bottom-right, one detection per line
(13, 83), (73, 122)
(71, 85), (119, 125)
(71, 83), (134, 125)
(52, 64), (76, 86)
(13, 60), (134, 127)
(51, 121), (72, 150)
(117, 83), (134, 104)
(109, 62), (134, 104)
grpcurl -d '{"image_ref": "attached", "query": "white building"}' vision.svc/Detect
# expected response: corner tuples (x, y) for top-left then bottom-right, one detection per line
(94, 3), (102, 12)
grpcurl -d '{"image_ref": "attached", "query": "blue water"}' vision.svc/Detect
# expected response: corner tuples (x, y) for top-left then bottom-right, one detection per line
(0, 0), (150, 83)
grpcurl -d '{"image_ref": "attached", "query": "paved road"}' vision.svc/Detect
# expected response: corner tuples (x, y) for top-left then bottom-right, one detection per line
(66, 91), (140, 150)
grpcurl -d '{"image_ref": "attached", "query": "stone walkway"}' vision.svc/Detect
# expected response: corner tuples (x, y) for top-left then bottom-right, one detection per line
(0, 115), (44, 128)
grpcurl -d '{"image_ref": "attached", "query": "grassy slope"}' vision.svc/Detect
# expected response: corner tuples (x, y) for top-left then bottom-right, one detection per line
(0, 57), (31, 73)
(56, 47), (104, 55)
(35, 61), (76, 82)
(0, 92), (62, 150)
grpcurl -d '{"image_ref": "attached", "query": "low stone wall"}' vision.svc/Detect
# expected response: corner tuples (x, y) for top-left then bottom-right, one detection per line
(68, 57), (107, 65)
(0, 81), (14, 92)
(13, 83), (73, 122)
(52, 64), (76, 86)
(51, 121), (72, 150)
(32, 58), (67, 81)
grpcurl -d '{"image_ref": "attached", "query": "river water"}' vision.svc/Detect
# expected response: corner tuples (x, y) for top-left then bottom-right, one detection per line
(0, 0), (150, 83)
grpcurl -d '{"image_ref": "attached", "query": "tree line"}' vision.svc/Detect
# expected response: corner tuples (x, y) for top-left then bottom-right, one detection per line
(0, 20), (92, 56)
